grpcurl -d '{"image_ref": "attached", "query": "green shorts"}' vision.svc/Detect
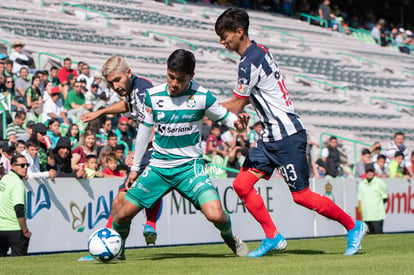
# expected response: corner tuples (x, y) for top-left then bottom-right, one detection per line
(125, 159), (219, 209)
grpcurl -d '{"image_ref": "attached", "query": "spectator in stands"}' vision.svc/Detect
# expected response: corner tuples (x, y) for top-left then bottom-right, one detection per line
(247, 121), (263, 148)
(411, 151), (414, 175)
(64, 79), (88, 121)
(24, 76), (43, 118)
(71, 129), (98, 172)
(66, 123), (80, 148)
(321, 136), (342, 177)
(3, 76), (26, 112)
(396, 28), (412, 54)
(102, 152), (125, 178)
(9, 40), (32, 74)
(46, 118), (61, 149)
(48, 66), (60, 87)
(114, 117), (133, 150)
(227, 147), (247, 178)
(201, 116), (213, 142)
(52, 136), (85, 178)
(354, 148), (372, 178)
(357, 163), (388, 234)
(371, 19), (386, 46)
(22, 140), (56, 180)
(84, 83), (99, 111)
(97, 117), (112, 146)
(388, 151), (410, 179)
(15, 140), (25, 155)
(4, 60), (15, 80)
(0, 60), (5, 80)
(205, 123), (228, 158)
(318, 0), (334, 30)
(0, 141), (15, 174)
(14, 67), (30, 106)
(85, 154), (102, 178)
(76, 61), (85, 76)
(16, 120), (35, 143)
(92, 73), (104, 96)
(315, 158), (327, 177)
(29, 123), (55, 172)
(323, 182), (335, 202)
(385, 131), (412, 178)
(93, 91), (110, 112)
(6, 111), (26, 144)
(77, 63), (93, 91)
(57, 57), (78, 86)
(374, 154), (388, 178)
(114, 144), (126, 165)
(42, 86), (70, 125)
(98, 132), (117, 159)
(370, 141), (382, 162)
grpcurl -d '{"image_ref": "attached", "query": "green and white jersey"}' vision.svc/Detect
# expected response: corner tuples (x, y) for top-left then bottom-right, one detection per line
(142, 81), (234, 168)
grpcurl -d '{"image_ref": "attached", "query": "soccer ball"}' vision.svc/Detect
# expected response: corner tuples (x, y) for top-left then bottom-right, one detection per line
(88, 228), (122, 263)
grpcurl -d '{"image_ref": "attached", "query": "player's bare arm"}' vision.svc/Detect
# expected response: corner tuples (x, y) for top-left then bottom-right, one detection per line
(221, 96), (250, 114)
(81, 100), (129, 123)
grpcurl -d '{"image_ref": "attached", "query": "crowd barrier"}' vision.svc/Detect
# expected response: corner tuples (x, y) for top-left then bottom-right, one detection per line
(25, 177), (414, 254)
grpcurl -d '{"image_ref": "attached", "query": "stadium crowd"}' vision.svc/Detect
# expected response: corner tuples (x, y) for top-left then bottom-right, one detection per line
(0, 39), (413, 181)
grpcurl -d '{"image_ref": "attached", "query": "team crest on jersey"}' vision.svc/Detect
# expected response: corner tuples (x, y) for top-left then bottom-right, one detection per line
(186, 96), (196, 108)
(146, 106), (152, 114)
(157, 111), (165, 121)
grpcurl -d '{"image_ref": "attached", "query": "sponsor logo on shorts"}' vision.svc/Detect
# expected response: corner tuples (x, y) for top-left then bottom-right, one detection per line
(138, 183), (150, 193)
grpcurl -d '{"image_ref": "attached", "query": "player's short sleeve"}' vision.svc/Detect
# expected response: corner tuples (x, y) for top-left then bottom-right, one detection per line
(142, 91), (154, 127)
(205, 90), (216, 109)
(233, 61), (259, 99)
(205, 96), (229, 122)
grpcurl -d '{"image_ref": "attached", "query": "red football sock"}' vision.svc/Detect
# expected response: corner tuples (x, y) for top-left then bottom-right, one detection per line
(233, 168), (278, 239)
(292, 187), (356, 230)
(145, 200), (162, 230)
(106, 215), (113, 229)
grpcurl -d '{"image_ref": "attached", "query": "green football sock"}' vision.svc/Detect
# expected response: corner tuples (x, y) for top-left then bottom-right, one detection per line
(112, 220), (131, 247)
(215, 211), (232, 240)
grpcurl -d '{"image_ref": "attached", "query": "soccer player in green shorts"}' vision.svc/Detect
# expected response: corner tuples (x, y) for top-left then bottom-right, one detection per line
(112, 49), (250, 257)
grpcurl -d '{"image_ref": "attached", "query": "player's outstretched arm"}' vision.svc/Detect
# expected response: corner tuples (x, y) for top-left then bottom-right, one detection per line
(81, 100), (129, 123)
(220, 95), (250, 114)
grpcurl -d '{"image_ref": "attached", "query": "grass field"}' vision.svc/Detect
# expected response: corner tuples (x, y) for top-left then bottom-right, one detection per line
(1, 233), (413, 274)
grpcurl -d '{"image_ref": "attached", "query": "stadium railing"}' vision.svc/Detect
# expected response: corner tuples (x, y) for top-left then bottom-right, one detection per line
(297, 13), (328, 29)
(217, 51), (238, 61)
(0, 38), (12, 55)
(369, 96), (414, 112)
(319, 132), (374, 166)
(62, 2), (110, 28)
(292, 74), (348, 96)
(336, 52), (381, 70)
(144, 31), (196, 51)
(37, 52), (98, 71)
(260, 26), (306, 48)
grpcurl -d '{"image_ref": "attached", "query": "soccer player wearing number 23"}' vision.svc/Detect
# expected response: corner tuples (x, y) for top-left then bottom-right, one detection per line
(216, 8), (367, 257)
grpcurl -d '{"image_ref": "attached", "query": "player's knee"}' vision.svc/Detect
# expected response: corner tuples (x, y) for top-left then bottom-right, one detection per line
(203, 206), (226, 224)
(291, 188), (310, 206)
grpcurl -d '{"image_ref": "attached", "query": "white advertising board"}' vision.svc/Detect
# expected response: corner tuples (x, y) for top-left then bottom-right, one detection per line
(24, 177), (414, 254)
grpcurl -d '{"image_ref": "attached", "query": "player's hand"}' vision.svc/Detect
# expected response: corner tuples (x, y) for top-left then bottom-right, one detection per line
(234, 112), (251, 131)
(49, 169), (56, 181)
(81, 111), (99, 123)
(23, 229), (32, 238)
(126, 151), (134, 167)
(126, 171), (139, 190)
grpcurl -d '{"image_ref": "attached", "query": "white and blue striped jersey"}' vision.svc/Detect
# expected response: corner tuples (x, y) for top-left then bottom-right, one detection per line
(141, 81), (237, 168)
(234, 41), (305, 142)
(124, 74), (153, 124)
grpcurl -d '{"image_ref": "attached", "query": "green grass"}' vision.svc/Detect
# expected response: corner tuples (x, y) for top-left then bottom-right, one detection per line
(1, 234), (413, 274)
